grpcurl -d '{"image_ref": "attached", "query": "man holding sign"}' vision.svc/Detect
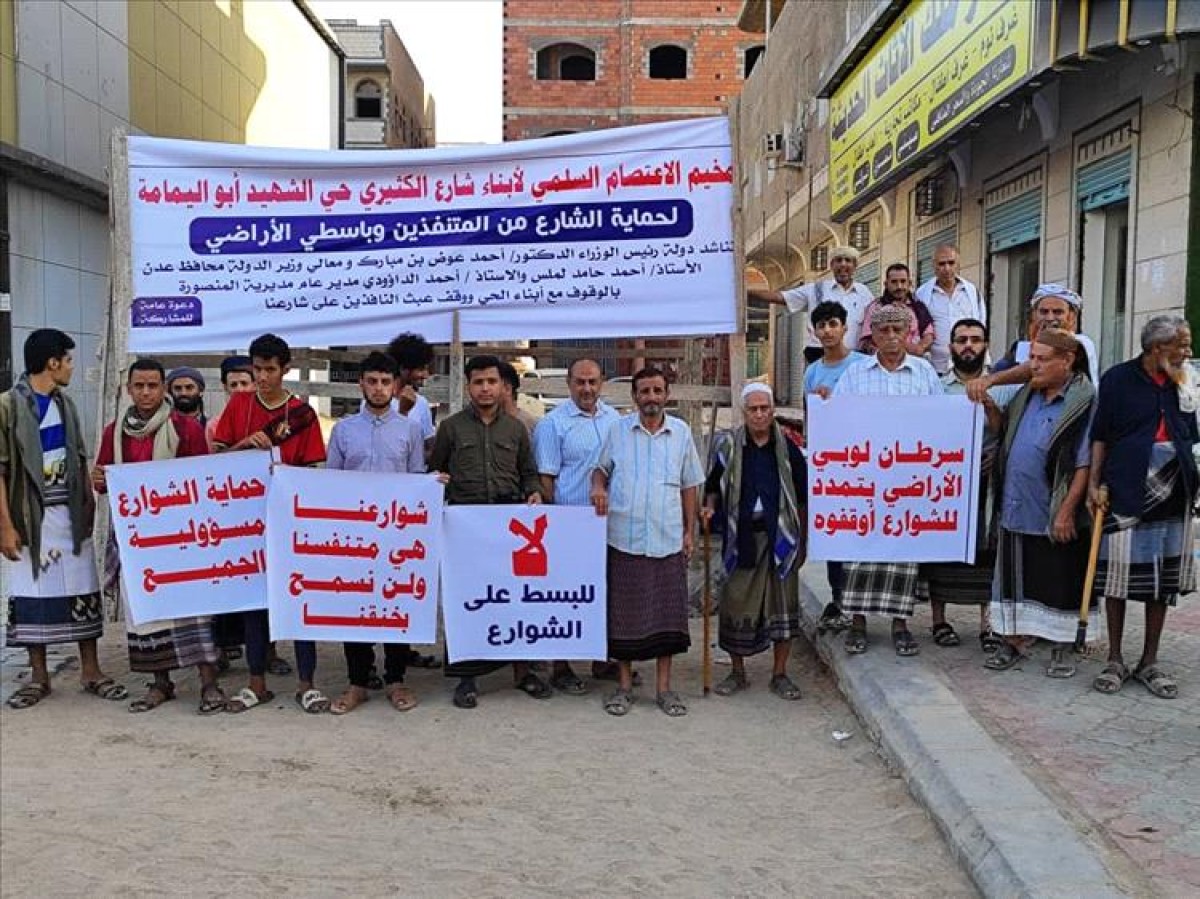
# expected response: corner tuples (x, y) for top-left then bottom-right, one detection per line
(833, 303), (943, 656)
(591, 367), (704, 717)
(212, 333), (328, 713)
(429, 354), (546, 709)
(93, 359), (227, 714)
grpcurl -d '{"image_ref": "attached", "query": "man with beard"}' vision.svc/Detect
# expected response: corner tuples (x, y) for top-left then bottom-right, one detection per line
(591, 367), (704, 717)
(92, 359), (226, 713)
(922, 320), (1015, 653)
(988, 329), (1097, 677)
(166, 367), (206, 428)
(857, 263), (936, 359)
(385, 332), (438, 458)
(1089, 315), (1197, 699)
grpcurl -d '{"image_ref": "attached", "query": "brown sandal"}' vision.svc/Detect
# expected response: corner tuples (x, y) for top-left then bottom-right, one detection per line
(129, 682), (176, 713)
(330, 688), (369, 716)
(6, 682), (51, 709)
(386, 684), (418, 712)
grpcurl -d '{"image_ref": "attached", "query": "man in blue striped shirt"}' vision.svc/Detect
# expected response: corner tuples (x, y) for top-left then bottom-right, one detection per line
(534, 358), (620, 694)
(591, 367), (704, 718)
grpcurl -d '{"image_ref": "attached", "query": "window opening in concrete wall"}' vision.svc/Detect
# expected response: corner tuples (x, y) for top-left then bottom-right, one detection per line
(649, 45), (688, 79)
(544, 130), (578, 137)
(744, 45), (765, 78)
(354, 79), (383, 118)
(537, 44), (596, 81)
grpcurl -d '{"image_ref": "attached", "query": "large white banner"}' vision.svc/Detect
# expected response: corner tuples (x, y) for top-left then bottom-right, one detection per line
(266, 467), (444, 643)
(441, 506), (607, 663)
(806, 396), (984, 562)
(126, 118), (735, 351)
(105, 452), (270, 624)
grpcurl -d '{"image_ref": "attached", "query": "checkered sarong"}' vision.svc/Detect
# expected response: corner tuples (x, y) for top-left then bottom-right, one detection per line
(842, 561), (923, 618)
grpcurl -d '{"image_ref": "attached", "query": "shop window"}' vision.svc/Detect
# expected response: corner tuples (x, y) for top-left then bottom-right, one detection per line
(649, 45), (688, 79)
(354, 80), (383, 119)
(743, 45), (765, 78)
(536, 44), (596, 81)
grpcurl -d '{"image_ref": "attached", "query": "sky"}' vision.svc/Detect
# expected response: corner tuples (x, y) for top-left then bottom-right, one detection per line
(308, 0), (503, 145)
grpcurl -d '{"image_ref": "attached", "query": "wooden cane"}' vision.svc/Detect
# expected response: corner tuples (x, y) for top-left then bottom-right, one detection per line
(1075, 486), (1108, 651)
(702, 515), (713, 696)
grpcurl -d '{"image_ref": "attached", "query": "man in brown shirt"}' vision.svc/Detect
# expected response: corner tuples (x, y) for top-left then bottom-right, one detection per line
(429, 355), (547, 708)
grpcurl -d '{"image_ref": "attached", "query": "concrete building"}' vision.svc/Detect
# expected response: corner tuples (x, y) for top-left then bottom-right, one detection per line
(0, 0), (342, 441)
(503, 0), (764, 140)
(325, 18), (436, 150)
(735, 0), (1200, 402)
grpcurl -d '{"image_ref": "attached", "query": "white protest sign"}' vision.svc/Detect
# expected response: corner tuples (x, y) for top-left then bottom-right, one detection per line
(266, 467), (443, 643)
(441, 505), (607, 663)
(126, 117), (735, 351)
(807, 395), (984, 562)
(105, 452), (270, 624)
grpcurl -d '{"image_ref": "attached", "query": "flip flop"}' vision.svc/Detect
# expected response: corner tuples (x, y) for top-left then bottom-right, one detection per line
(82, 678), (129, 701)
(295, 689), (331, 714)
(197, 685), (228, 715)
(984, 643), (1025, 671)
(5, 683), (50, 710)
(386, 684), (419, 712)
(129, 682), (176, 713)
(655, 690), (688, 717)
(330, 688), (368, 716)
(931, 622), (961, 647)
(1134, 664), (1178, 699)
(844, 627), (868, 654)
(224, 687), (274, 713)
(892, 629), (920, 657)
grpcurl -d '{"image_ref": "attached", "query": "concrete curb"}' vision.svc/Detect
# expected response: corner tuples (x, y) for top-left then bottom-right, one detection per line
(797, 568), (1129, 898)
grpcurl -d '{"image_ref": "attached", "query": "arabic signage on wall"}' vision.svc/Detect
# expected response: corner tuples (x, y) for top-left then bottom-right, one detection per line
(806, 395), (984, 562)
(266, 467), (444, 643)
(106, 452), (271, 624)
(126, 118), (736, 351)
(829, 0), (1036, 217)
(440, 505), (607, 663)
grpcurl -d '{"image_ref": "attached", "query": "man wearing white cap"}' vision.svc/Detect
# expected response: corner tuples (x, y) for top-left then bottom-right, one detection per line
(968, 284), (1099, 402)
(701, 384), (806, 700)
(749, 246), (875, 363)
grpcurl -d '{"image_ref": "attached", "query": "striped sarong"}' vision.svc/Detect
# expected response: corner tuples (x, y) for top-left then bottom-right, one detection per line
(718, 531), (800, 656)
(991, 528), (1100, 642)
(128, 618), (219, 673)
(5, 506), (102, 646)
(842, 561), (923, 618)
(607, 547), (690, 660)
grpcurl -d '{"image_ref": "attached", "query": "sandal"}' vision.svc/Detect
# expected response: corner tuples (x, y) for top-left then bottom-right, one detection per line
(330, 688), (368, 716)
(818, 603), (851, 634)
(82, 678), (129, 701)
(453, 679), (478, 709)
(979, 630), (1003, 654)
(984, 643), (1025, 671)
(769, 674), (802, 701)
(714, 672), (748, 696)
(655, 690), (688, 717)
(295, 689), (331, 714)
(931, 622), (961, 647)
(550, 670), (590, 696)
(386, 684), (418, 712)
(1134, 664), (1178, 699)
(892, 629), (920, 657)
(5, 682), (50, 710)
(1093, 661), (1130, 695)
(844, 627), (868, 654)
(365, 668), (385, 691)
(514, 673), (553, 700)
(604, 688), (634, 716)
(1045, 646), (1076, 679)
(406, 650), (442, 669)
(224, 687), (274, 713)
(197, 685), (227, 715)
(267, 657), (293, 676)
(129, 682), (176, 713)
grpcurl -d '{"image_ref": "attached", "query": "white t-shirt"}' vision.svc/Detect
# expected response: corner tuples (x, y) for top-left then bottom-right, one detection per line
(780, 279), (875, 351)
(915, 276), (985, 374)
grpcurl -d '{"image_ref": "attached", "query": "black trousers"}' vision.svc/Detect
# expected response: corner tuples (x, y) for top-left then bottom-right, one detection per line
(344, 642), (409, 688)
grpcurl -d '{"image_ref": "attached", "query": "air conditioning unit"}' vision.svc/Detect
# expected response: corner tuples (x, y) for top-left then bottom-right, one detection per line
(763, 132), (784, 156)
(783, 128), (805, 167)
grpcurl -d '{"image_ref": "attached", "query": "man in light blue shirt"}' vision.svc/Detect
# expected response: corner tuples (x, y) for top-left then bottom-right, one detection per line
(591, 367), (704, 718)
(533, 358), (621, 694)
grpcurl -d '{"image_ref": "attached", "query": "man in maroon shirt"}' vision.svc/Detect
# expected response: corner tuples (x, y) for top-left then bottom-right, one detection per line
(93, 358), (226, 713)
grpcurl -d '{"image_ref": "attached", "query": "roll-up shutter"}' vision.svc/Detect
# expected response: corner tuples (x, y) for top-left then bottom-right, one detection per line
(857, 259), (880, 296)
(985, 190), (1041, 253)
(1077, 148), (1131, 211)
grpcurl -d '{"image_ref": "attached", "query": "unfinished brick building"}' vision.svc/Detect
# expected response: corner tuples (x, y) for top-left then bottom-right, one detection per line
(502, 0), (763, 141)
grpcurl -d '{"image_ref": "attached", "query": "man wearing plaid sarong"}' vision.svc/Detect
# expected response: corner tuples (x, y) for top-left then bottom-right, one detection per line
(1089, 315), (1197, 700)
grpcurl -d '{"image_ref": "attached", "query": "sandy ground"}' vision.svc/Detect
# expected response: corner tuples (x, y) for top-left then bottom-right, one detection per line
(1, 625), (975, 898)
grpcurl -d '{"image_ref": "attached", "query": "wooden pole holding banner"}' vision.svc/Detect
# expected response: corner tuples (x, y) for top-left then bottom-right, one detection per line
(728, 97), (748, 425)
(449, 309), (464, 414)
(99, 128), (135, 621)
(702, 514), (713, 696)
